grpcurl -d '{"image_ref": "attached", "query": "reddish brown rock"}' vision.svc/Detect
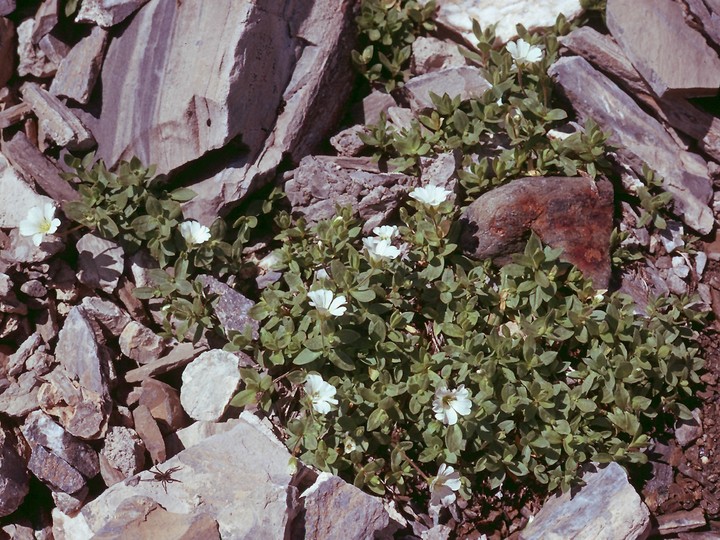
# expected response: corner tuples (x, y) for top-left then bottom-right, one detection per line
(460, 176), (614, 288)
(0, 17), (14, 88)
(139, 379), (188, 434)
(606, 0), (720, 97)
(50, 25), (108, 104)
(132, 404), (166, 464)
(0, 428), (29, 517)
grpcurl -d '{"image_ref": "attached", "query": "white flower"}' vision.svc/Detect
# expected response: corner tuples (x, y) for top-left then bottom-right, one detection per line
(179, 220), (211, 245)
(432, 384), (472, 425)
(429, 464), (462, 508)
(304, 374), (338, 414)
(408, 185), (452, 207)
(506, 38), (543, 65)
(19, 203), (61, 246)
(307, 289), (347, 316)
(372, 225), (399, 241)
(314, 268), (330, 281)
(363, 237), (402, 261)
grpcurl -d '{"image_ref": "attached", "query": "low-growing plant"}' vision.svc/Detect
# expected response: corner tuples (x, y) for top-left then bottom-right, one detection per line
(228, 189), (704, 506)
(352, 0), (437, 91)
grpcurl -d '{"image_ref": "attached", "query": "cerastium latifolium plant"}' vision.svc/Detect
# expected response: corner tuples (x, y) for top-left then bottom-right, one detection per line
(352, 0), (437, 91)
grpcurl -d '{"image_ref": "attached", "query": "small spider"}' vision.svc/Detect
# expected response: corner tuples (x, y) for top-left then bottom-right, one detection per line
(141, 464), (183, 493)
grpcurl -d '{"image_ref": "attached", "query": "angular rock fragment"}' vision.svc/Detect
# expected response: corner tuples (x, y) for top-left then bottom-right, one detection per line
(359, 90), (396, 125)
(520, 463), (650, 540)
(301, 472), (391, 540)
(76, 233), (124, 293)
(50, 25), (108, 104)
(285, 155), (418, 234)
(330, 125), (370, 157)
(549, 56), (714, 234)
(132, 404), (166, 464)
(607, 0), (720, 97)
(0, 272), (27, 315)
(197, 275), (258, 339)
(1, 131), (80, 205)
(31, 0), (59, 45)
(0, 428), (30, 517)
(139, 378), (188, 434)
(0, 102), (31, 129)
(411, 35), (467, 75)
(21, 82), (95, 151)
(401, 66), (491, 111)
(0, 0), (14, 16)
(0, 17), (14, 87)
(6, 332), (42, 377)
(38, 33), (70, 66)
(180, 350), (245, 421)
(76, 0), (151, 28)
(656, 508), (707, 535)
(52, 414), (300, 539)
(432, 0), (583, 43)
(80, 297), (131, 337)
(0, 371), (42, 417)
(100, 426), (145, 487)
(124, 343), (205, 384)
(53, 306), (111, 439)
(17, 19), (57, 78)
(119, 321), (165, 364)
(0, 228), (65, 265)
(460, 176), (614, 288)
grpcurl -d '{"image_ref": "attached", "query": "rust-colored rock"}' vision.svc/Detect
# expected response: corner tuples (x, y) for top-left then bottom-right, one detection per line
(460, 176), (614, 288)
(139, 378), (188, 434)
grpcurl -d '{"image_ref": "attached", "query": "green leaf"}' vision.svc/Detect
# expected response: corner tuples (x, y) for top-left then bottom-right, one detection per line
(169, 188), (197, 202)
(229, 389), (258, 408)
(351, 288), (376, 303)
(445, 424), (463, 453)
(367, 408), (389, 431)
(293, 348), (322, 365)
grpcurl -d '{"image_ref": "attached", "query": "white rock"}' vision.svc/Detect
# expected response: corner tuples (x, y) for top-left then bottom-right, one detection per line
(0, 152), (53, 228)
(76, 0), (151, 28)
(429, 0), (583, 43)
(180, 350), (243, 421)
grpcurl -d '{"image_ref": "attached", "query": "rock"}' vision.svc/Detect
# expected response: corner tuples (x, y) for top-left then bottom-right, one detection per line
(401, 66), (491, 111)
(0, 17), (14, 88)
(0, 272), (27, 315)
(675, 408), (703, 447)
(0, 371), (42, 417)
(420, 152), (459, 189)
(0, 102), (31, 129)
(91, 499), (221, 540)
(431, 0), (583, 43)
(1, 131), (80, 205)
(330, 125), (370, 157)
(17, 19), (57, 78)
(21, 411), (100, 493)
(7, 332), (42, 377)
(606, 0), (720, 98)
(411, 35), (467, 75)
(76, 0), (151, 28)
(119, 321), (165, 364)
(21, 279), (47, 297)
(169, 419), (242, 454)
(52, 486), (89, 515)
(0, 1), (14, 16)
(132, 405), (166, 465)
(520, 462), (650, 540)
(642, 461), (674, 512)
(359, 90), (396, 125)
(197, 275), (259, 339)
(54, 306), (111, 439)
(100, 426), (145, 487)
(0, 152), (55, 229)
(180, 350), (244, 421)
(31, 0), (59, 45)
(285, 155), (418, 234)
(50, 25), (108, 104)
(21, 82), (96, 151)
(300, 472), (390, 540)
(180, 0), (356, 224)
(684, 0), (720, 47)
(124, 343), (206, 384)
(0, 428), (30, 517)
(656, 508), (707, 535)
(51, 413), (300, 539)
(38, 33), (70, 66)
(548, 56), (714, 234)
(80, 297), (131, 337)
(76, 233), (124, 293)
(460, 176), (614, 288)
(0, 228), (65, 266)
(139, 378), (187, 434)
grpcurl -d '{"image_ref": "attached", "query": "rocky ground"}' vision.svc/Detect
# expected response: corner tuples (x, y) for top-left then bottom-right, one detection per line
(1, 0), (720, 538)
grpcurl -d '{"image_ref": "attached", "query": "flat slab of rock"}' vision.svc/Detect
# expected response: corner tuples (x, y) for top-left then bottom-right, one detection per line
(460, 176), (614, 288)
(607, 0), (720, 98)
(197, 275), (258, 339)
(76, 0), (151, 27)
(549, 56), (714, 234)
(0, 429), (29, 517)
(124, 343), (206, 384)
(119, 321), (165, 364)
(401, 66), (491, 111)
(285, 155), (420, 234)
(76, 233), (124, 293)
(0, 17), (14, 88)
(432, 0), (583, 43)
(520, 462), (650, 540)
(52, 413), (300, 539)
(180, 350), (247, 421)
(50, 25), (108, 104)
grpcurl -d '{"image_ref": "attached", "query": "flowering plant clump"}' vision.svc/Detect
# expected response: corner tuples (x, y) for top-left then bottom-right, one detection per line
(19, 203), (61, 246)
(228, 188), (704, 509)
(506, 38), (544, 65)
(179, 220), (211, 246)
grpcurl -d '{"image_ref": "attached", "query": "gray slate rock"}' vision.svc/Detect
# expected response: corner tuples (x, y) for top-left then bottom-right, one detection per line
(549, 56), (714, 234)
(17, 19), (57, 78)
(197, 274), (258, 339)
(76, 233), (124, 294)
(99, 426), (145, 487)
(0, 17), (14, 87)
(0, 428), (29, 517)
(119, 321), (165, 364)
(50, 25), (108, 104)
(76, 0), (151, 27)
(520, 462), (650, 540)
(180, 349), (246, 421)
(401, 66), (491, 111)
(607, 0), (720, 97)
(286, 155), (418, 234)
(52, 413), (301, 539)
